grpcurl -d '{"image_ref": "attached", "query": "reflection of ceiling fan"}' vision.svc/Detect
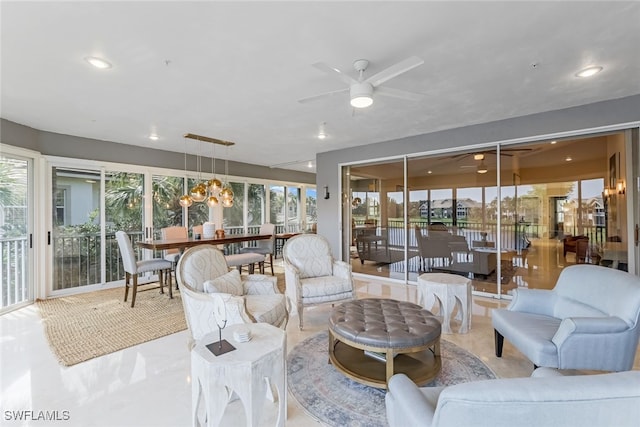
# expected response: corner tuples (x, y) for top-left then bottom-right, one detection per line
(298, 56), (424, 109)
(460, 153), (489, 174)
(457, 147), (536, 173)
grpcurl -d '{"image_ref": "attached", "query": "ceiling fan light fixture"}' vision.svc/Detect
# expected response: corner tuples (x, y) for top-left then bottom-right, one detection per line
(350, 82), (374, 108)
(477, 161), (488, 174)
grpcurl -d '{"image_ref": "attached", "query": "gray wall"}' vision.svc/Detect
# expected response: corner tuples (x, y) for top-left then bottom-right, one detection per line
(317, 94), (640, 256)
(0, 118), (316, 184)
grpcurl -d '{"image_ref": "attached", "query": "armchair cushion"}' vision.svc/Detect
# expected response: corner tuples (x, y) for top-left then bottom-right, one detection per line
(204, 269), (243, 296)
(300, 276), (353, 299)
(246, 294), (288, 325)
(290, 255), (333, 278)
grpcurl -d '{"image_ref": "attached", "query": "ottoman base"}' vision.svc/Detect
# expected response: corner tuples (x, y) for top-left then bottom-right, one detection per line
(328, 328), (441, 389)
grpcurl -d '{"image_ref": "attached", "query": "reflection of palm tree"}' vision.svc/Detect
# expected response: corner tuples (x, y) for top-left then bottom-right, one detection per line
(0, 160), (27, 236)
(0, 161), (23, 208)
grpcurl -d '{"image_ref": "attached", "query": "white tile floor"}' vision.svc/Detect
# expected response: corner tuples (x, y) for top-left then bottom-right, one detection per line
(1, 277), (638, 426)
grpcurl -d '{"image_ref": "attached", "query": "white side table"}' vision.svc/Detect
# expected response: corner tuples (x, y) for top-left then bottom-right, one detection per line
(417, 273), (472, 334)
(191, 323), (286, 427)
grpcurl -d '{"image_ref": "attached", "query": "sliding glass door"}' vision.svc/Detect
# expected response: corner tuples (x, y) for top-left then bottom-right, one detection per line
(343, 130), (634, 297)
(51, 166), (103, 291)
(1, 152), (32, 312)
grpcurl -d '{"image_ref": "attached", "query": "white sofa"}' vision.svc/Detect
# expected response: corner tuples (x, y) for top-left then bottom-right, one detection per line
(385, 368), (640, 427)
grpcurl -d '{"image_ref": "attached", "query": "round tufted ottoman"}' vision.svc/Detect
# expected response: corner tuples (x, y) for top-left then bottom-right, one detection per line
(328, 298), (441, 389)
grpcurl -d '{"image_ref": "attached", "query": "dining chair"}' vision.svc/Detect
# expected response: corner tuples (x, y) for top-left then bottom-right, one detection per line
(161, 225), (188, 289)
(115, 231), (173, 308)
(239, 223), (276, 275)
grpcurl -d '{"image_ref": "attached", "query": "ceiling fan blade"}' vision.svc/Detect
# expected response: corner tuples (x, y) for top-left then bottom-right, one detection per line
(365, 56), (424, 87)
(297, 87), (349, 104)
(312, 62), (357, 85)
(375, 86), (424, 102)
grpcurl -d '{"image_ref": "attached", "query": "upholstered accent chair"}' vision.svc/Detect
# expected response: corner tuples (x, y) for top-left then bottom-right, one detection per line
(160, 225), (187, 288)
(493, 264), (640, 371)
(115, 231), (173, 307)
(283, 234), (354, 330)
(175, 244), (288, 348)
(239, 223), (276, 275)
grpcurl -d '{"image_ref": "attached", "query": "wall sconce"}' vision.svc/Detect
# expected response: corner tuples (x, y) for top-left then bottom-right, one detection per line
(617, 179), (625, 195)
(324, 186), (330, 200)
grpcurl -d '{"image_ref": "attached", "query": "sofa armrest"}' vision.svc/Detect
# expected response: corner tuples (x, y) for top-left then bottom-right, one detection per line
(553, 316), (629, 347)
(508, 288), (556, 316)
(243, 274), (279, 295)
(386, 374), (439, 427)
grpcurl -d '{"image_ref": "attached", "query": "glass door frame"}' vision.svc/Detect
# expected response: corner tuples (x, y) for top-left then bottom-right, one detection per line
(0, 144), (37, 313)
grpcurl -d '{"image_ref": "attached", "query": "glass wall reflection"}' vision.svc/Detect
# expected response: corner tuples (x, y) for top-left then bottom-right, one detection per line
(344, 132), (630, 297)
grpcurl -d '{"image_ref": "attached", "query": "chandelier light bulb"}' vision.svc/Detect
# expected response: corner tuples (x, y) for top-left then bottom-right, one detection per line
(179, 194), (193, 207)
(208, 178), (223, 195)
(206, 195), (219, 207)
(190, 184), (207, 202)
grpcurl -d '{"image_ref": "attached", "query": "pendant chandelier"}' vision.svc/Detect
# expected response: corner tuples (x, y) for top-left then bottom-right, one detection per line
(182, 133), (235, 208)
(220, 145), (234, 208)
(179, 136), (193, 207)
(206, 141), (220, 207)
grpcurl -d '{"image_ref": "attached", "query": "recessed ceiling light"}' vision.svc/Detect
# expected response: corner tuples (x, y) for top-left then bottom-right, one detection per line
(85, 56), (112, 69)
(575, 66), (603, 78)
(473, 153), (485, 161)
(318, 122), (327, 139)
(149, 134), (159, 141)
(550, 140), (557, 144)
(565, 156), (573, 162)
(307, 161), (313, 168)
(427, 170), (433, 174)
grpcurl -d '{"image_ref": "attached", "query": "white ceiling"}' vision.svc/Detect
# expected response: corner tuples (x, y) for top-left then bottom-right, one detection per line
(2, 1), (639, 173)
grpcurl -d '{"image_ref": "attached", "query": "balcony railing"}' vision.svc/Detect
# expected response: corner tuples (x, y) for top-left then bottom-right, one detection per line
(8, 218), (606, 309)
(1, 236), (28, 309)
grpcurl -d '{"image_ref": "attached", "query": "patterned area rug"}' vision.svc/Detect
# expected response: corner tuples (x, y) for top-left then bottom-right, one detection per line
(288, 331), (496, 427)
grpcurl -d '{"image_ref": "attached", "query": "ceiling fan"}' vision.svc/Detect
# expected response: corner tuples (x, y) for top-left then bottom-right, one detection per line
(298, 56), (425, 109)
(457, 147), (536, 173)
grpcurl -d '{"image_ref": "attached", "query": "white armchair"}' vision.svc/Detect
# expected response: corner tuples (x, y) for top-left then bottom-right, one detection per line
(493, 264), (640, 371)
(175, 244), (288, 348)
(282, 234), (354, 330)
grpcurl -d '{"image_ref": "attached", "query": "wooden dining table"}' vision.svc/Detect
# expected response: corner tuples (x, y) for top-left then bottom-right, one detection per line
(136, 233), (273, 252)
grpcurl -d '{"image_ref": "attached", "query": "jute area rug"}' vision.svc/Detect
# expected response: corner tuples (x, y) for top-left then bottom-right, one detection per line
(36, 283), (187, 367)
(288, 330), (496, 427)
